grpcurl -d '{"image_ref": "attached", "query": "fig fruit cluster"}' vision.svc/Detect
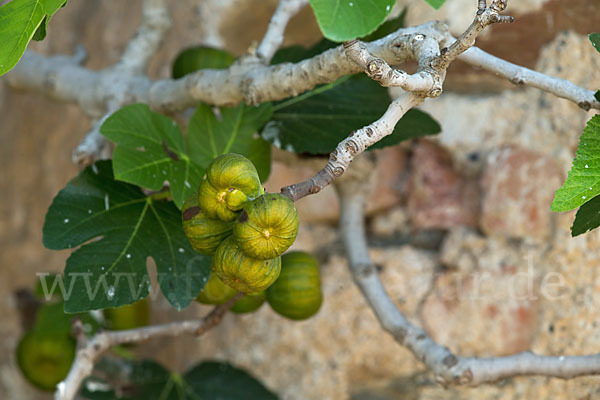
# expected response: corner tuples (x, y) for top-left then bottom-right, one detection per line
(183, 153), (299, 294)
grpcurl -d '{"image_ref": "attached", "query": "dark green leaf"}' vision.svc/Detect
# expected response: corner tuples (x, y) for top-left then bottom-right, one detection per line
(572, 195), (600, 236)
(43, 161), (210, 312)
(0, 0), (67, 75)
(262, 75), (440, 154)
(172, 46), (236, 79)
(589, 33), (600, 54)
(80, 360), (278, 400)
(594, 90), (600, 102)
(80, 361), (177, 400)
(271, 38), (337, 65)
(424, 0), (446, 9)
(309, 0), (395, 42)
(32, 16), (48, 41)
(184, 361), (278, 400)
(187, 103), (273, 181)
(552, 115), (600, 212)
(101, 104), (203, 209)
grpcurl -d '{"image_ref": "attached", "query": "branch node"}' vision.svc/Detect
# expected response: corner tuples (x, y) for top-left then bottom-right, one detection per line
(443, 354), (459, 368)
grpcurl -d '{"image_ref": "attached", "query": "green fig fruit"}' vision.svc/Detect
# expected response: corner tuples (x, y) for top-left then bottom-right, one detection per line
(233, 193), (299, 260)
(198, 154), (263, 222)
(17, 331), (76, 391)
(213, 236), (280, 294)
(182, 193), (234, 255)
(104, 298), (150, 331)
(230, 292), (266, 314)
(266, 251), (322, 320)
(195, 272), (237, 304)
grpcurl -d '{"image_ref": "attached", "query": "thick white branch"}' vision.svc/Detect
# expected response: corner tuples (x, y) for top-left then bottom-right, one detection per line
(55, 297), (239, 400)
(256, 0), (309, 63)
(5, 22), (446, 112)
(335, 169), (600, 386)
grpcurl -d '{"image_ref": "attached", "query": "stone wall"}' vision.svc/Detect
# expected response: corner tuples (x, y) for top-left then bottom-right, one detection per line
(1, 0), (599, 399)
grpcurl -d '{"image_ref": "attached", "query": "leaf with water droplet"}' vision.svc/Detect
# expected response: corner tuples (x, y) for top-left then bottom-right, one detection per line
(552, 115), (600, 212)
(43, 161), (210, 313)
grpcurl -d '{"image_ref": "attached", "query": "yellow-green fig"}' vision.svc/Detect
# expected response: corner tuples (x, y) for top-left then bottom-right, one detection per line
(198, 154), (263, 221)
(230, 292), (266, 314)
(195, 272), (237, 304)
(17, 331), (76, 391)
(233, 193), (299, 260)
(182, 193), (234, 255)
(213, 236), (281, 294)
(104, 298), (150, 331)
(266, 251), (322, 320)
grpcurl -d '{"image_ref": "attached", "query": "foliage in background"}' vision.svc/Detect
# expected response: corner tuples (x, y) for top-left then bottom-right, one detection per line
(80, 360), (278, 400)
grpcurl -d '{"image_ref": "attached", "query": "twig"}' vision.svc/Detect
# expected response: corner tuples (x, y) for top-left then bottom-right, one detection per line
(335, 163), (600, 386)
(280, 92), (424, 202)
(113, 0), (171, 75)
(458, 46), (600, 110)
(433, 0), (513, 70)
(256, 0), (309, 63)
(54, 295), (240, 400)
(72, 108), (116, 166)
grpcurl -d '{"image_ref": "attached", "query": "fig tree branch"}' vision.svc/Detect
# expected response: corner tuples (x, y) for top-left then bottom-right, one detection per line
(458, 46), (600, 110)
(432, 0), (514, 70)
(6, 19), (599, 119)
(55, 294), (241, 400)
(335, 161), (600, 386)
(256, 0), (309, 63)
(281, 1), (515, 202)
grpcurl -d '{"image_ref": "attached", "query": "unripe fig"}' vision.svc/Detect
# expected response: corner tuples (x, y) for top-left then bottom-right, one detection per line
(104, 298), (150, 331)
(233, 193), (299, 260)
(195, 272), (237, 304)
(230, 292), (266, 314)
(213, 236), (281, 294)
(198, 154), (263, 221)
(266, 251), (322, 320)
(182, 193), (234, 255)
(17, 331), (76, 391)
(172, 46), (235, 79)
